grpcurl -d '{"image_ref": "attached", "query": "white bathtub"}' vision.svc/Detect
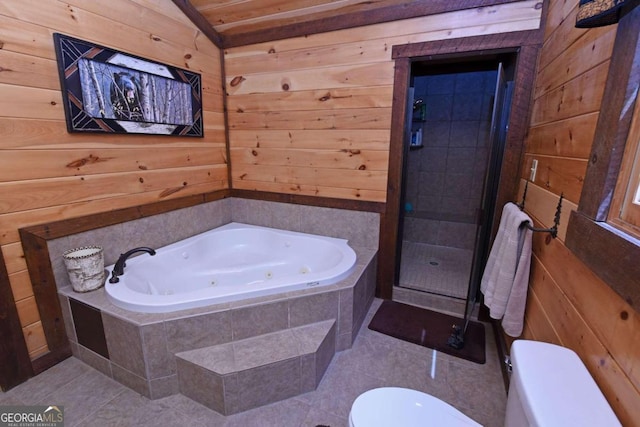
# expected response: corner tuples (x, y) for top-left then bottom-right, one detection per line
(105, 223), (357, 313)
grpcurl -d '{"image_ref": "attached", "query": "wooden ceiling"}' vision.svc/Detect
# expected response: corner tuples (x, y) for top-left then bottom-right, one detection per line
(171, 0), (526, 48)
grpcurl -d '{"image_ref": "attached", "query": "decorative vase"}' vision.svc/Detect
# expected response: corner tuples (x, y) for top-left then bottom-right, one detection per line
(63, 246), (105, 292)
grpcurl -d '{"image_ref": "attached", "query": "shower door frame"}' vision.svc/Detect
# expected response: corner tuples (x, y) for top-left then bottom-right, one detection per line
(378, 30), (543, 300)
(396, 59), (512, 301)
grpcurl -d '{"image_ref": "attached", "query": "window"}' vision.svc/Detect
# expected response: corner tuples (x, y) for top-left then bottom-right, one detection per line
(565, 6), (640, 310)
(609, 95), (640, 237)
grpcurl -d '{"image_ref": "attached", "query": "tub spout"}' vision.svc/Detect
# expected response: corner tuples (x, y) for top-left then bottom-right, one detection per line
(109, 247), (156, 283)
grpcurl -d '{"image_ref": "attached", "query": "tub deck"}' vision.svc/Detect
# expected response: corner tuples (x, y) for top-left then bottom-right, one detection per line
(57, 245), (377, 405)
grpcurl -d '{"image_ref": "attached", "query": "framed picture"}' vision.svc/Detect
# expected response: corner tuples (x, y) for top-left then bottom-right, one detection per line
(53, 33), (203, 137)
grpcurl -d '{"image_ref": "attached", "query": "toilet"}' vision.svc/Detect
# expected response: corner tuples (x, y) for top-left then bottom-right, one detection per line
(349, 340), (621, 426)
(349, 387), (481, 426)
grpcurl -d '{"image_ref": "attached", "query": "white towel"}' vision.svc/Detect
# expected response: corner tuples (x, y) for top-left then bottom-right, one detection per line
(480, 202), (533, 337)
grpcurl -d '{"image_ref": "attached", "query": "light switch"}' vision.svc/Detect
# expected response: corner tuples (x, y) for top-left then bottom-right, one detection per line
(530, 159), (538, 182)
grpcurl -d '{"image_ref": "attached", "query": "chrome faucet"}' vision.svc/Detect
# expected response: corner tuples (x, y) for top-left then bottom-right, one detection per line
(108, 247), (156, 283)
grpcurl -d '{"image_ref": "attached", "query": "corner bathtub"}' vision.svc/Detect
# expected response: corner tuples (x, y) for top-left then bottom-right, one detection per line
(105, 223), (357, 313)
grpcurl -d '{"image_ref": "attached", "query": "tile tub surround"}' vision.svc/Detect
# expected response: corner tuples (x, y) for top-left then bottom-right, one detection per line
(41, 196), (378, 407)
(176, 320), (336, 414)
(48, 197), (234, 291)
(48, 197), (380, 291)
(57, 247), (377, 403)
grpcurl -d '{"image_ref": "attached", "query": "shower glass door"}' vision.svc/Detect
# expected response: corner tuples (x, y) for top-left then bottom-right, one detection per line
(398, 60), (507, 301)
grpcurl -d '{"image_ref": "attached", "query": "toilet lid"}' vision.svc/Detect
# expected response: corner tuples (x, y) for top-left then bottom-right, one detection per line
(350, 387), (482, 427)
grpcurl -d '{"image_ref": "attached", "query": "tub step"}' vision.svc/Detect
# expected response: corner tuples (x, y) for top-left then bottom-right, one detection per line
(175, 319), (336, 415)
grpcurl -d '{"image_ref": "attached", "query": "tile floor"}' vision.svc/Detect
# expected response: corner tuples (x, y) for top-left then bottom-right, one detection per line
(0, 299), (507, 426)
(399, 241), (473, 299)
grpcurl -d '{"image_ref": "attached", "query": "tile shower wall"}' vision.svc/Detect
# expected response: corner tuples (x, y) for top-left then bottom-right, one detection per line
(404, 70), (497, 250)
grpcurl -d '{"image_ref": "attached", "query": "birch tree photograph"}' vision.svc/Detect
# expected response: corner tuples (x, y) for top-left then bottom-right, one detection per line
(78, 59), (193, 126)
(54, 33), (203, 137)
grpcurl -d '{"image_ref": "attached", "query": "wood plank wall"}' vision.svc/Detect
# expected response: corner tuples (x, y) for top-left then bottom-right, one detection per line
(224, 0), (543, 202)
(520, 1), (640, 424)
(0, 0), (227, 360)
(8, 2), (636, 419)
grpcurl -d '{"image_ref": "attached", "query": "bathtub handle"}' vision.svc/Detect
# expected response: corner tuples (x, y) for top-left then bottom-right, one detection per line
(109, 247), (156, 283)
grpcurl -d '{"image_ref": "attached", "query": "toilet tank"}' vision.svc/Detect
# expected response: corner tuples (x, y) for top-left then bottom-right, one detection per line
(504, 340), (621, 427)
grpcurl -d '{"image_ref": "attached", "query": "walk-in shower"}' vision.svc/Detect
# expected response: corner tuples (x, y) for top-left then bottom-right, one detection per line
(397, 56), (515, 308)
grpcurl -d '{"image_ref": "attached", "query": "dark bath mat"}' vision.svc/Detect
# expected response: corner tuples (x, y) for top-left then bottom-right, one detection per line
(368, 300), (486, 364)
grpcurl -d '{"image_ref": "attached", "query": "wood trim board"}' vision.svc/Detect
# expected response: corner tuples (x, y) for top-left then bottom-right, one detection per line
(566, 5), (640, 311)
(378, 29), (543, 301)
(221, 0), (529, 48)
(171, 0), (224, 47)
(0, 246), (33, 390)
(174, 0), (533, 49)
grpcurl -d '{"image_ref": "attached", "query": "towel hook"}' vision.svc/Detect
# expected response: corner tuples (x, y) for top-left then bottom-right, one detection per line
(518, 180), (563, 239)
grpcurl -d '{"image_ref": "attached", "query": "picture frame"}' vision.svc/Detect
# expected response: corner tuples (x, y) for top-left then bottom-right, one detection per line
(53, 33), (203, 137)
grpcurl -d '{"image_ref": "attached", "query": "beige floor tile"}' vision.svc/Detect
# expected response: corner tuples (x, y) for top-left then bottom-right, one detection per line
(2, 297), (506, 426)
(38, 369), (126, 426)
(9, 357), (93, 404)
